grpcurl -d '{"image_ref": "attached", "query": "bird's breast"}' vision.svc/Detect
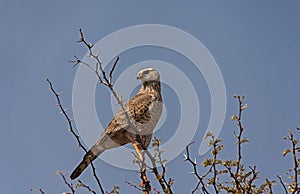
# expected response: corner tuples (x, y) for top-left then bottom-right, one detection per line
(137, 100), (162, 135)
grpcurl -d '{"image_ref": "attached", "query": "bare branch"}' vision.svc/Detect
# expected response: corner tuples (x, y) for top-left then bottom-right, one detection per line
(47, 79), (87, 152)
(109, 56), (120, 84)
(211, 136), (219, 193)
(291, 131), (299, 193)
(152, 187), (161, 194)
(277, 175), (288, 194)
(281, 129), (300, 194)
(144, 149), (169, 193)
(46, 79), (105, 194)
(246, 166), (257, 193)
(184, 142), (209, 194)
(77, 180), (97, 194)
(231, 95), (248, 192)
(90, 161), (105, 194)
(56, 171), (75, 194)
(30, 188), (46, 194)
(235, 95), (245, 177)
(266, 179), (274, 194)
(78, 28), (94, 52)
(105, 185), (120, 194)
(125, 181), (143, 192)
(152, 138), (173, 193)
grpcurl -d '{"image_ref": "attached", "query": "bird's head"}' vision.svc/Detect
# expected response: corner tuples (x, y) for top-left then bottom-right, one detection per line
(137, 68), (160, 82)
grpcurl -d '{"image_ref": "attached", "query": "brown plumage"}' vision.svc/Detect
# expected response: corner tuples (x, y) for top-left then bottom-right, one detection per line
(70, 68), (162, 180)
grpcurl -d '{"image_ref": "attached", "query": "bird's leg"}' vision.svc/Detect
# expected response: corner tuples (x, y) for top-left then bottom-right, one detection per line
(140, 151), (151, 192)
(132, 141), (143, 160)
(132, 141), (151, 192)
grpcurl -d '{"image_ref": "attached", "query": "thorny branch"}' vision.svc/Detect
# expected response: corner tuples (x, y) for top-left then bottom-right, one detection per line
(234, 95), (245, 191)
(277, 175), (288, 194)
(105, 185), (120, 194)
(266, 179), (274, 194)
(211, 136), (220, 193)
(46, 79), (105, 194)
(77, 180), (97, 194)
(246, 166), (257, 192)
(144, 149), (169, 193)
(291, 131), (299, 193)
(279, 128), (300, 194)
(153, 138), (173, 193)
(184, 142), (209, 194)
(125, 181), (143, 192)
(57, 171), (75, 194)
(125, 181), (161, 194)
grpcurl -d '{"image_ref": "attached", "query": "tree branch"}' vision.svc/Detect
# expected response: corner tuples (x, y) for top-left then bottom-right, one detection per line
(125, 181), (143, 192)
(77, 180), (97, 194)
(30, 188), (46, 194)
(46, 79), (105, 194)
(277, 175), (288, 194)
(184, 142), (209, 194)
(266, 179), (274, 194)
(56, 171), (75, 194)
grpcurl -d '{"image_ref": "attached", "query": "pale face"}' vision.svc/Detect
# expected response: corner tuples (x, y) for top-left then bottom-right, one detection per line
(137, 68), (160, 82)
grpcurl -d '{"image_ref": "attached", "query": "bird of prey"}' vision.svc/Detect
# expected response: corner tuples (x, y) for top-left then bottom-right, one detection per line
(70, 68), (163, 180)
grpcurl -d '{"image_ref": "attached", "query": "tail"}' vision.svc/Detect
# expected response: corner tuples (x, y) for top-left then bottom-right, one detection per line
(70, 150), (102, 180)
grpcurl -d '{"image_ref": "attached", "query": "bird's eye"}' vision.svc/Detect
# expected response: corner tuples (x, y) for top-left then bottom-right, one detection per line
(143, 70), (150, 74)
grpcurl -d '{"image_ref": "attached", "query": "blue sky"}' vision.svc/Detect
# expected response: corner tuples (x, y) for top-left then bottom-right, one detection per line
(1, 1), (300, 193)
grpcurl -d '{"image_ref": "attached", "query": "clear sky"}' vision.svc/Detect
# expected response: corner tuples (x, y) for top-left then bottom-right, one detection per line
(1, 1), (300, 193)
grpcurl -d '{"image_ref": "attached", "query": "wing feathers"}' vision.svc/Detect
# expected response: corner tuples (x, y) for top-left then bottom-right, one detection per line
(106, 93), (153, 134)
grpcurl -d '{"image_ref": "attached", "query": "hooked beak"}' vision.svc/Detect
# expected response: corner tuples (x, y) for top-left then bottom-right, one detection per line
(136, 73), (142, 80)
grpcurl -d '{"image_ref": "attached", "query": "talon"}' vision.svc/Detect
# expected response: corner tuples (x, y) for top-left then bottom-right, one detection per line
(139, 180), (144, 187)
(139, 179), (151, 190)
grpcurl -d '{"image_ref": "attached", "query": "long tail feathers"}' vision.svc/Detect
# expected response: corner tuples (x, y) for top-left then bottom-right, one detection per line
(70, 150), (99, 180)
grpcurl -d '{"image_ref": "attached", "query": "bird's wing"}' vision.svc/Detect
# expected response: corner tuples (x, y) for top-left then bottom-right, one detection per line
(90, 93), (153, 149)
(106, 92), (153, 134)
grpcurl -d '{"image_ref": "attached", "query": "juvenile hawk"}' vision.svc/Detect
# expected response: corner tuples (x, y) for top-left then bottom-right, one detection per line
(70, 68), (162, 180)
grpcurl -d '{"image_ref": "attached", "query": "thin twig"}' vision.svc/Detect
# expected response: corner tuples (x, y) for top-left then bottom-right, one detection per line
(90, 162), (105, 194)
(47, 79), (105, 194)
(77, 180), (97, 194)
(57, 171), (75, 194)
(152, 187), (161, 194)
(154, 138), (173, 193)
(184, 142), (209, 194)
(223, 165), (243, 192)
(105, 185), (120, 194)
(291, 131), (299, 193)
(78, 28), (94, 53)
(109, 56), (120, 84)
(277, 175), (288, 194)
(235, 96), (244, 176)
(47, 79), (87, 153)
(211, 136), (219, 193)
(30, 188), (46, 194)
(144, 149), (168, 192)
(38, 189), (45, 194)
(125, 181), (143, 192)
(266, 179), (274, 194)
(247, 166), (257, 193)
(233, 95), (245, 192)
